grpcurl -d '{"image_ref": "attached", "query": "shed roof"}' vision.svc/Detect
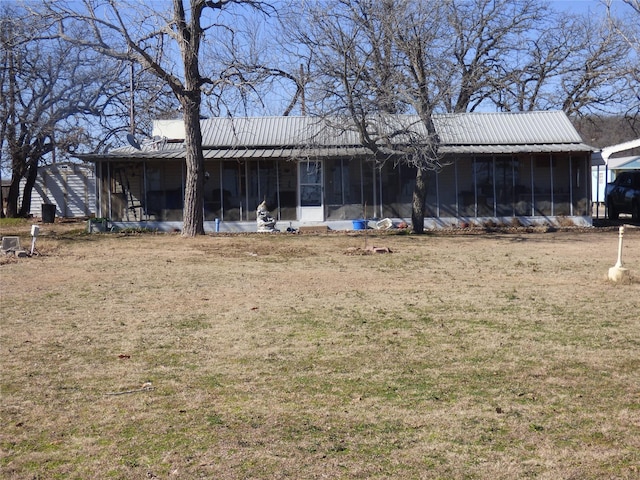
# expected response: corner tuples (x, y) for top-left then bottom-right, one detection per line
(81, 111), (592, 161)
(607, 156), (640, 170)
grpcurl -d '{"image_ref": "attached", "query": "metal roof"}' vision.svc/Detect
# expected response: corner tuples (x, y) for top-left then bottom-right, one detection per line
(196, 111), (586, 148)
(432, 111), (585, 145)
(200, 116), (361, 147)
(81, 111), (592, 161)
(439, 143), (593, 154)
(607, 156), (640, 170)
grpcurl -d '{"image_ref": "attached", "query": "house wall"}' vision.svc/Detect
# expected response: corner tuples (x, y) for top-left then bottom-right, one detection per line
(20, 163), (96, 218)
(95, 152), (591, 226)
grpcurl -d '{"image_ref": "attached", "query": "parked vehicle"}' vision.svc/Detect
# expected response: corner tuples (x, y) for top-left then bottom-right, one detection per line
(605, 170), (640, 220)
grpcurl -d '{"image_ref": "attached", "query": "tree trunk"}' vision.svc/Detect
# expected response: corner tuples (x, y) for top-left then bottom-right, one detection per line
(411, 167), (427, 234)
(0, 168), (4, 218)
(5, 174), (21, 218)
(181, 96), (205, 236)
(18, 161), (38, 217)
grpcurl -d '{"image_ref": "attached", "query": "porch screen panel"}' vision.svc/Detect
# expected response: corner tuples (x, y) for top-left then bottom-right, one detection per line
(457, 159), (476, 216)
(380, 162), (415, 219)
(278, 161), (296, 221)
(571, 154), (589, 215)
(532, 154), (552, 216)
(336, 158), (364, 220)
(247, 160), (278, 221)
(437, 161), (457, 218)
(552, 154), (571, 216)
(423, 168), (437, 218)
(326, 158), (346, 220)
(474, 156), (494, 216)
(146, 161), (183, 221)
(514, 155), (532, 216)
(203, 161), (222, 221)
(495, 156), (518, 217)
(362, 160), (375, 218)
(221, 160), (245, 221)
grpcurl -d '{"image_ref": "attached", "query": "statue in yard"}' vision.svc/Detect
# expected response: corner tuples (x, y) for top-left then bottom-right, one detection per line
(256, 200), (277, 232)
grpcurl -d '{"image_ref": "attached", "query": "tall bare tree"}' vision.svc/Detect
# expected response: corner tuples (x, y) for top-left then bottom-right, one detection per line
(281, 0), (442, 232)
(446, 0), (549, 113)
(285, 0), (547, 232)
(281, 0), (638, 231)
(1, 5), (125, 218)
(496, 14), (633, 114)
(606, 0), (640, 126)
(45, 0), (271, 236)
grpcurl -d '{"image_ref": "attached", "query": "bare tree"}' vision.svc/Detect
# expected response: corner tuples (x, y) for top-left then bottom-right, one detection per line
(1, 5), (126, 218)
(606, 0), (640, 126)
(281, 1), (444, 232)
(45, 0), (271, 236)
(446, 0), (549, 113)
(282, 0), (639, 231)
(284, 0), (548, 232)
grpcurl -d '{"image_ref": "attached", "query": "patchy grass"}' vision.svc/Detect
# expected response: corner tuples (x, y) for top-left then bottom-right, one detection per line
(1, 223), (639, 479)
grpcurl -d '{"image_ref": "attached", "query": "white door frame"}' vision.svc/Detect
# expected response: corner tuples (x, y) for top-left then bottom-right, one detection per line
(298, 160), (324, 222)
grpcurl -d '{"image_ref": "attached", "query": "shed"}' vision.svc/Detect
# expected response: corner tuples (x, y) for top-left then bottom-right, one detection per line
(20, 163), (97, 219)
(591, 137), (640, 205)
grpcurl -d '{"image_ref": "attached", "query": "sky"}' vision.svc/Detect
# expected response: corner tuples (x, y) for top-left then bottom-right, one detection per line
(1, 0), (637, 173)
(549, 0), (634, 15)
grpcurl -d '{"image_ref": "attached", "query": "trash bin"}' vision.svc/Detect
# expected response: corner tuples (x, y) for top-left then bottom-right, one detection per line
(41, 203), (56, 223)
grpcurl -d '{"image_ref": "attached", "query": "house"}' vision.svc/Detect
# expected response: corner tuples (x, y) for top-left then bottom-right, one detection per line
(18, 163), (97, 219)
(78, 111), (594, 232)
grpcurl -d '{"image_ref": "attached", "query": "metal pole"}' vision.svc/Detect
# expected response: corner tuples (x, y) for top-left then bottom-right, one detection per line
(130, 62), (135, 135)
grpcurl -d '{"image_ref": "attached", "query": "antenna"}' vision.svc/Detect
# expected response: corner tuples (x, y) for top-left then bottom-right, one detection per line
(126, 133), (141, 150)
(129, 61), (135, 135)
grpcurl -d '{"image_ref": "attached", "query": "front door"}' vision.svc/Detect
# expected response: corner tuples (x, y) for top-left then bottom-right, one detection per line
(298, 160), (324, 222)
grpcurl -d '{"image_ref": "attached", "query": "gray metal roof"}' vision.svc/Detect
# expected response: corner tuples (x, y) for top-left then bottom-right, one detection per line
(200, 116), (361, 147)
(82, 111), (592, 161)
(432, 111), (585, 145)
(439, 144), (593, 154)
(197, 111), (586, 148)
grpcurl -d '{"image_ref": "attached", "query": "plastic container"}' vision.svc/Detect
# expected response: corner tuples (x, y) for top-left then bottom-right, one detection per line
(376, 218), (393, 230)
(352, 220), (366, 230)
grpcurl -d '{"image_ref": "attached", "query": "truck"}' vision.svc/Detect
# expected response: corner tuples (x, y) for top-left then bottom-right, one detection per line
(605, 170), (640, 221)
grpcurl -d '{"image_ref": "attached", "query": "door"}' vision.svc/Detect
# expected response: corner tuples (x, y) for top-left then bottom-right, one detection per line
(298, 160), (324, 222)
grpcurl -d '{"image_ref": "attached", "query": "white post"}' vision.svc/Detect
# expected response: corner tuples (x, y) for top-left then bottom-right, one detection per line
(30, 225), (40, 255)
(614, 226), (624, 268)
(608, 225), (630, 282)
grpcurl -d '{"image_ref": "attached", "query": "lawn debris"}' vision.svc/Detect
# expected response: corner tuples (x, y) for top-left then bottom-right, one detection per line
(1, 236), (28, 257)
(105, 382), (154, 396)
(344, 245), (392, 255)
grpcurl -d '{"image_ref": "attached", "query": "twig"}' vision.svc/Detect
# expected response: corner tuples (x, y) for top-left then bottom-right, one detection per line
(364, 201), (368, 250)
(105, 385), (154, 396)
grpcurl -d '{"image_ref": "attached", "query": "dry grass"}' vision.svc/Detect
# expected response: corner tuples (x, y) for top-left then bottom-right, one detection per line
(1, 221), (639, 479)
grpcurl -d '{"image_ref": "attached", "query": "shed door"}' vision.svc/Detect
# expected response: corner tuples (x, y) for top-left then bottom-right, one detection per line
(298, 160), (324, 222)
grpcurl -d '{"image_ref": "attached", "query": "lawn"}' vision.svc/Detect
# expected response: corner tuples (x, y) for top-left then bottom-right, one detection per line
(1, 221), (639, 479)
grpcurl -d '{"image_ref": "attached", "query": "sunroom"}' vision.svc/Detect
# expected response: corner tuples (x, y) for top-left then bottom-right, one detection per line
(80, 111), (593, 231)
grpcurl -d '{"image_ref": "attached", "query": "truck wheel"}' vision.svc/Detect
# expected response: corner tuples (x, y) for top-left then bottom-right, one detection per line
(633, 201), (640, 222)
(607, 199), (619, 220)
